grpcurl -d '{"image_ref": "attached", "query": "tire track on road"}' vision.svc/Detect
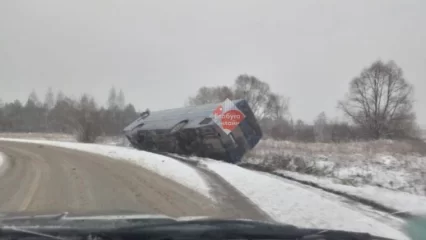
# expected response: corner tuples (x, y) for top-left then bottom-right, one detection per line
(0, 146), (43, 211)
(0, 141), (265, 220)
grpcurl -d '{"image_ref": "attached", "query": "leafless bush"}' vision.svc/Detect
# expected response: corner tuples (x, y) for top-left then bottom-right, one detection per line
(257, 138), (426, 156)
(74, 95), (102, 143)
(244, 145), (337, 176)
(75, 123), (100, 143)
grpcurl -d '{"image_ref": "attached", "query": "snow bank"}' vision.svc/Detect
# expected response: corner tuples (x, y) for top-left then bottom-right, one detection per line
(0, 138), (211, 198)
(0, 132), (75, 142)
(277, 170), (426, 215)
(203, 159), (409, 240)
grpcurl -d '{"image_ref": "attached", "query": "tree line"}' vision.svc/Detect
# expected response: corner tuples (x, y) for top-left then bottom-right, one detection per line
(0, 87), (138, 142)
(187, 60), (421, 142)
(0, 59), (421, 143)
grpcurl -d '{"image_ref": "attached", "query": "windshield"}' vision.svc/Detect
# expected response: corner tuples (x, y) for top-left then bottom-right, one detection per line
(0, 1), (425, 240)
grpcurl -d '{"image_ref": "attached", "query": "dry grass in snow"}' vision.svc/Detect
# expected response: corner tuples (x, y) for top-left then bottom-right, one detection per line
(244, 139), (426, 196)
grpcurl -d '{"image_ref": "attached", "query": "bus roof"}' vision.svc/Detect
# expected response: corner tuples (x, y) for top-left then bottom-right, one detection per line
(123, 99), (246, 132)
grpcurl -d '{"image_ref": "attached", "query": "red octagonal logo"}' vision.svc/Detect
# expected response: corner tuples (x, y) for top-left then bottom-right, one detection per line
(221, 109), (245, 132)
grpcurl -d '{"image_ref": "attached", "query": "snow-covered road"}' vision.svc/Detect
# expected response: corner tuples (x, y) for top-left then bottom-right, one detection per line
(0, 138), (211, 198)
(0, 138), (410, 240)
(207, 161), (409, 239)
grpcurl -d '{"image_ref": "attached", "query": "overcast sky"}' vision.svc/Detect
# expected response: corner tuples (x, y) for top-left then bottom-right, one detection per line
(1, 0), (425, 125)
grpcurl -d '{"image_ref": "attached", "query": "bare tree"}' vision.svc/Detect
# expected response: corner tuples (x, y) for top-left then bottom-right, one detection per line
(28, 90), (41, 107)
(328, 120), (356, 142)
(234, 74), (271, 118)
(117, 89), (125, 110)
(22, 91), (44, 131)
(293, 119), (315, 142)
(314, 112), (331, 142)
(44, 87), (55, 110)
(107, 87), (117, 110)
(187, 86), (234, 106)
(187, 74), (289, 122)
(123, 103), (138, 126)
(0, 100), (23, 131)
(56, 91), (65, 103)
(50, 96), (78, 133)
(43, 87), (55, 132)
(338, 60), (417, 139)
(264, 93), (289, 120)
(270, 118), (294, 140)
(75, 94), (101, 143)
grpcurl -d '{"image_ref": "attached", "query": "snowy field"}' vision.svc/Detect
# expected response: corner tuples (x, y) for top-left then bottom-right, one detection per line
(244, 139), (426, 196)
(0, 137), (411, 239)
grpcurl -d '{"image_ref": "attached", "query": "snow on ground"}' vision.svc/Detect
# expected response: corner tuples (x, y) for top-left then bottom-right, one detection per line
(0, 138), (211, 198)
(0, 133), (76, 142)
(277, 170), (426, 216)
(245, 139), (426, 196)
(202, 159), (409, 240)
(0, 137), (412, 239)
(242, 138), (426, 219)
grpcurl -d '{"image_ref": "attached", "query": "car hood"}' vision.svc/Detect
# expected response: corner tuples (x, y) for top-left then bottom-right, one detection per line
(0, 211), (413, 240)
(0, 210), (258, 229)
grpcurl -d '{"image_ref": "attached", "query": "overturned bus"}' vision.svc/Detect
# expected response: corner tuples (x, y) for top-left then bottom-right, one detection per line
(123, 99), (262, 163)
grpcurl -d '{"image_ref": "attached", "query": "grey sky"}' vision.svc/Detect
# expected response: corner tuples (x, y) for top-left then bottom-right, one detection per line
(1, 0), (425, 125)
